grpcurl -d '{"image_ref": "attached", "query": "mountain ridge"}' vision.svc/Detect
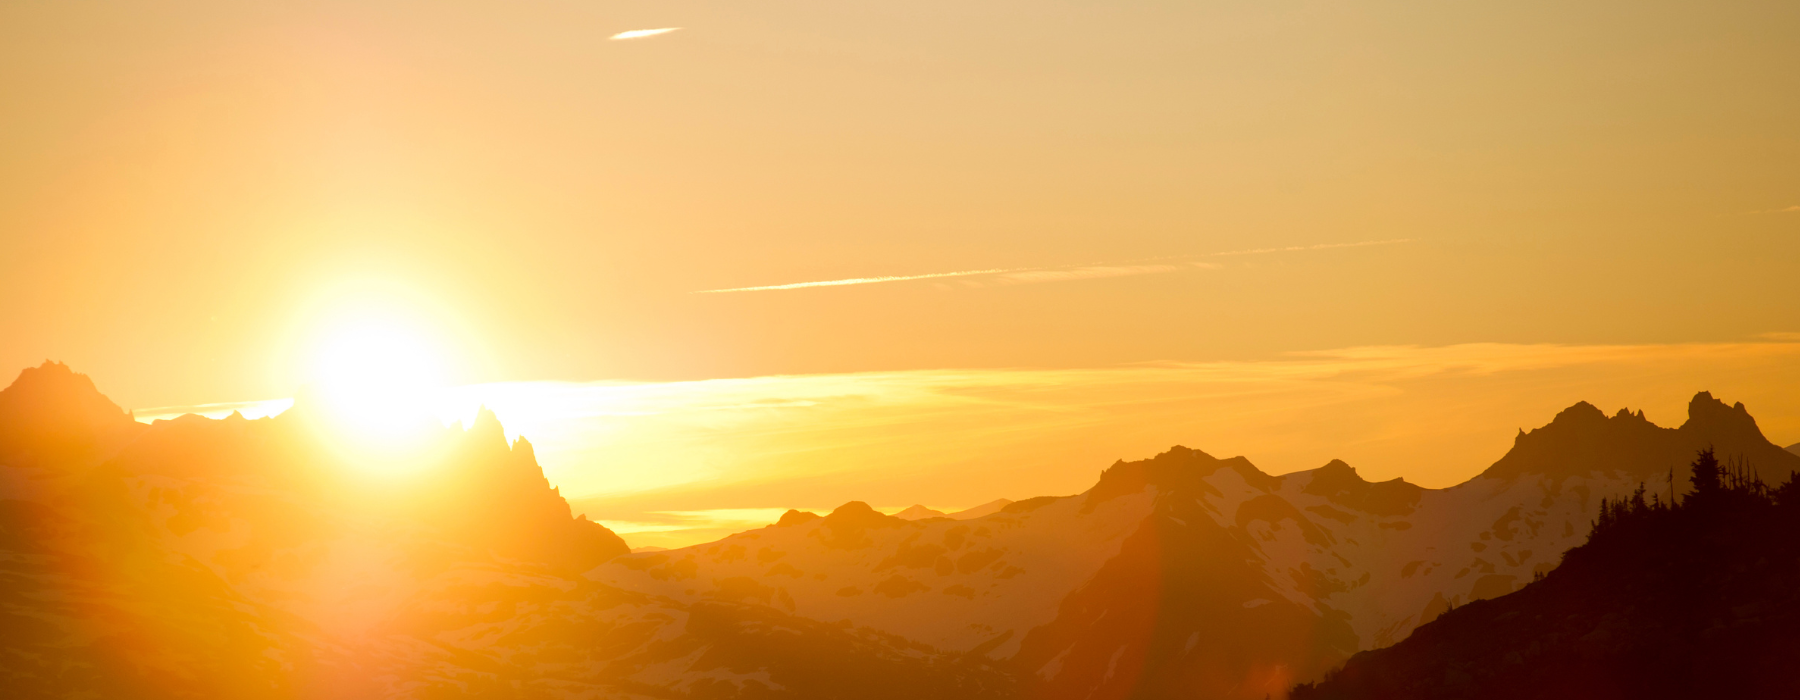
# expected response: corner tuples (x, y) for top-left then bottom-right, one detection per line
(6, 363), (1798, 698)
(1479, 391), (1793, 486)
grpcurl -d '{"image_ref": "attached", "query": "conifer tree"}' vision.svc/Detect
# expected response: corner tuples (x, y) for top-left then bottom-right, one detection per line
(1689, 447), (1721, 500)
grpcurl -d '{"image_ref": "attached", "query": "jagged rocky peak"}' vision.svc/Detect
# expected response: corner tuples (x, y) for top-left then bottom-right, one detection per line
(470, 404), (504, 437)
(1678, 390), (1764, 439)
(1481, 392), (1800, 483)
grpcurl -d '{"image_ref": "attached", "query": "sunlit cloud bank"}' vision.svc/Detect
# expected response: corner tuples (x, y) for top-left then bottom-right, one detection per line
(132, 339), (1800, 549)
(693, 238), (1410, 294)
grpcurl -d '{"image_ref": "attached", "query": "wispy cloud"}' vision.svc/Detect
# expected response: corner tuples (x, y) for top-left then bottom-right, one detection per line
(693, 238), (1411, 294)
(1738, 205), (1800, 215)
(611, 28), (681, 40)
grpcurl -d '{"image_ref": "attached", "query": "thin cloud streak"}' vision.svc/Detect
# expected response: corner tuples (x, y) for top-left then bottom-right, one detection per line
(610, 28), (681, 40)
(693, 239), (1411, 294)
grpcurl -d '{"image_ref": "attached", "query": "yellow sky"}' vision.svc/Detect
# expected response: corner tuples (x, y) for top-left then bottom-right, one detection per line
(5, 0), (1799, 546)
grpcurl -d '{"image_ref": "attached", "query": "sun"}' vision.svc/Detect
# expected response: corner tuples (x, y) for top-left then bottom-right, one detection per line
(303, 311), (451, 450)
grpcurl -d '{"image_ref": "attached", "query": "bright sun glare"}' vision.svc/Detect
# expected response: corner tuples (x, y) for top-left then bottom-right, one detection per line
(306, 314), (449, 448)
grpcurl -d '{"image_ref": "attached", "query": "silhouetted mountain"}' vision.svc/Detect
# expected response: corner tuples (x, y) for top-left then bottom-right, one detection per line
(0, 361), (144, 465)
(1480, 392), (1796, 488)
(1291, 454), (1800, 700)
(893, 501), (1016, 521)
(948, 498), (1014, 519)
(1789, 440), (1800, 457)
(895, 504), (949, 520)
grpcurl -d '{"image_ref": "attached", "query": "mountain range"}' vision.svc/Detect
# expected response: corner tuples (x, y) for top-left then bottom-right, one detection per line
(2, 360), (1796, 698)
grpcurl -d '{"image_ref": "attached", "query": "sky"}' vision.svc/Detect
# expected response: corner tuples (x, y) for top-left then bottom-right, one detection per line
(4, 0), (1799, 547)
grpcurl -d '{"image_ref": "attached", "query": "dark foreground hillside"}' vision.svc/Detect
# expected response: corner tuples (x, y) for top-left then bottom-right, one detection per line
(1292, 450), (1800, 700)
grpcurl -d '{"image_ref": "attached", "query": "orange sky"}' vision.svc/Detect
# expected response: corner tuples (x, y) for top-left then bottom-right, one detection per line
(4, 0), (1799, 545)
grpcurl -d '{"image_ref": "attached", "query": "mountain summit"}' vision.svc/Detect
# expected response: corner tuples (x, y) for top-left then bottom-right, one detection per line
(0, 360), (143, 464)
(1479, 392), (1799, 485)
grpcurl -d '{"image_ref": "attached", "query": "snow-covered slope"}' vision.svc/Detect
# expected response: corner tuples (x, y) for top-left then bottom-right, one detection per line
(594, 491), (1154, 659)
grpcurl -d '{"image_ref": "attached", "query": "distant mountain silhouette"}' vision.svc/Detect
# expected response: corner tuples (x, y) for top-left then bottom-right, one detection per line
(5, 363), (1798, 699)
(895, 504), (949, 520)
(892, 500), (1015, 520)
(948, 498), (1014, 519)
(1292, 451), (1800, 700)
(1789, 440), (1800, 457)
(0, 361), (144, 465)
(1480, 392), (1794, 490)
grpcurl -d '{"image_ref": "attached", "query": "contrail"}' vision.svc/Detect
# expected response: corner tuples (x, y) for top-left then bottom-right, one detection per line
(695, 268), (1019, 294)
(1205, 238), (1414, 257)
(692, 238), (1412, 294)
(611, 28), (681, 40)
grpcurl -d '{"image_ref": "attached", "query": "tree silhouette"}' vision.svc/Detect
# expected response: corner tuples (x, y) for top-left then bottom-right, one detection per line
(1689, 446), (1721, 498)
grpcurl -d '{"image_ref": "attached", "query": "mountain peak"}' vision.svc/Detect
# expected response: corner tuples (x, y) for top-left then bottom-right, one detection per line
(824, 500), (892, 525)
(776, 509), (821, 527)
(1481, 393), (1800, 483)
(1314, 459), (1361, 481)
(1, 361), (130, 419)
(945, 498), (1014, 519)
(1300, 459), (1422, 517)
(1085, 445), (1280, 511)
(1681, 390), (1755, 431)
(0, 361), (142, 463)
(894, 504), (948, 520)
